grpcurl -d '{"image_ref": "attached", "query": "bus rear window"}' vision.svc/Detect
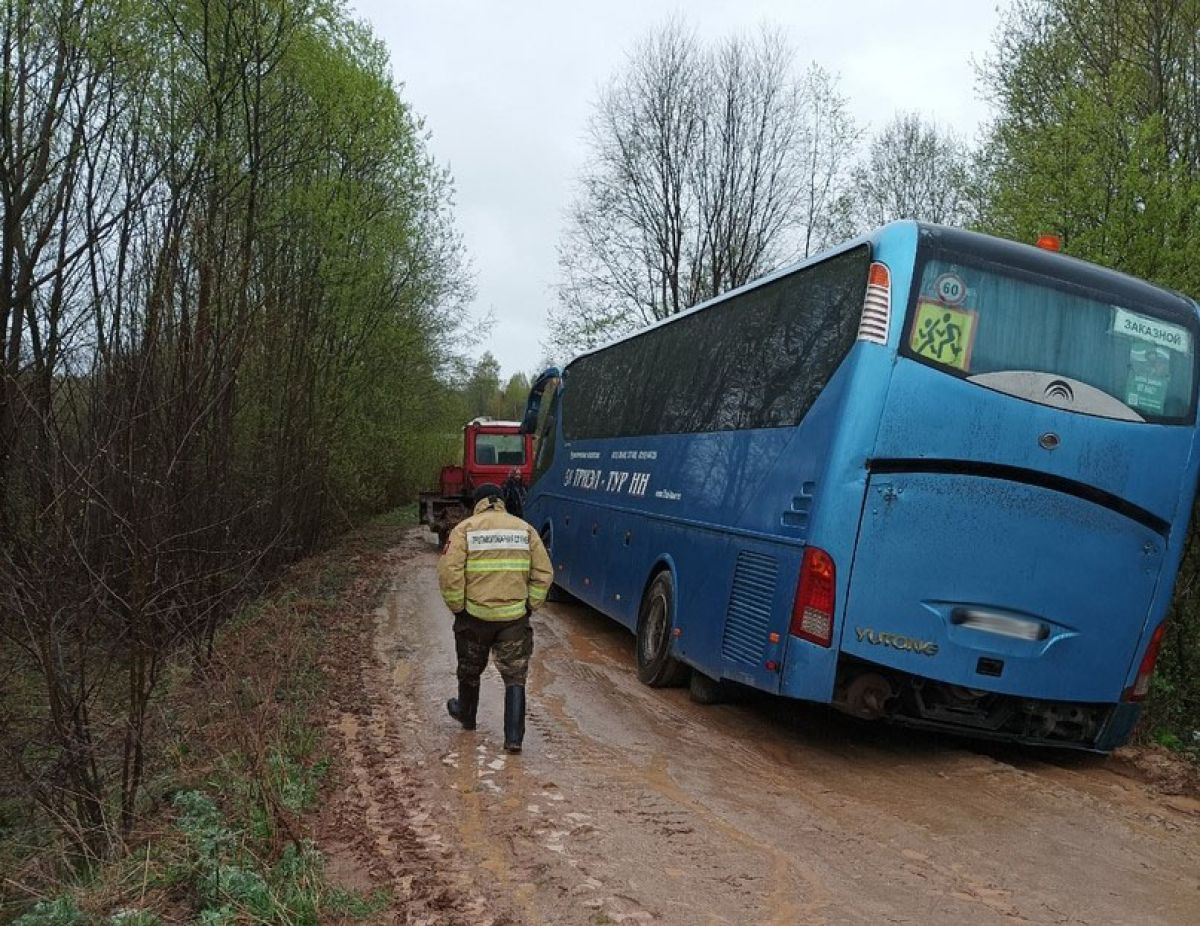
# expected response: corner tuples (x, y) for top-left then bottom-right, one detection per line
(904, 258), (1198, 423)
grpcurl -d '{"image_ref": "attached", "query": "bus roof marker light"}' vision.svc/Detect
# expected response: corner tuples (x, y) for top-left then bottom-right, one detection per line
(856, 262), (891, 345)
(1035, 234), (1062, 251)
(791, 547), (836, 647)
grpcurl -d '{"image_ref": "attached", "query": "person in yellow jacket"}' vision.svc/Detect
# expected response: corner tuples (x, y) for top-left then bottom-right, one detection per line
(437, 483), (553, 753)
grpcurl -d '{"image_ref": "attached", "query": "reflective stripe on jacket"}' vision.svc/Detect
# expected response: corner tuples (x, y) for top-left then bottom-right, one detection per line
(437, 497), (554, 621)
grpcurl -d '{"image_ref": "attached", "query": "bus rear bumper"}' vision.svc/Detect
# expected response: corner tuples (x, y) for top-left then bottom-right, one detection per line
(831, 656), (1142, 753)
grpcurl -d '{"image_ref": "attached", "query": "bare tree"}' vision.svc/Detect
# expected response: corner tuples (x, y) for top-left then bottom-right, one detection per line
(693, 30), (807, 295)
(554, 20), (702, 347)
(795, 63), (861, 258)
(851, 112), (973, 229)
(550, 23), (860, 358)
(0, 0), (471, 869)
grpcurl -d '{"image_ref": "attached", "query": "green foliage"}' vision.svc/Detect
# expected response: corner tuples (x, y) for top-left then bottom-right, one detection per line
(369, 504), (418, 528)
(9, 898), (163, 926)
(1154, 729), (1183, 750)
(978, 0), (1200, 749)
(108, 912), (162, 926)
(217, 0), (472, 519)
(269, 752), (330, 815)
(457, 353), (531, 421)
(0, 0), (473, 887)
(168, 790), (375, 926)
(977, 0), (1200, 295)
(12, 898), (86, 926)
(462, 353), (503, 418)
(173, 791), (234, 863)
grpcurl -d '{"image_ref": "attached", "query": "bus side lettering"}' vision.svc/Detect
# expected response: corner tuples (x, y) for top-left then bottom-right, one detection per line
(564, 467), (652, 496)
(605, 471), (630, 493)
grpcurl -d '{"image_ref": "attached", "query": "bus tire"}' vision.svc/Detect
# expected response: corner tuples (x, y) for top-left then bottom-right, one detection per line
(636, 572), (688, 687)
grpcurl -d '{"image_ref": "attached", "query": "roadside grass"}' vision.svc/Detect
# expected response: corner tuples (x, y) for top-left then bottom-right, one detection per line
(370, 503), (418, 528)
(2, 514), (409, 924)
(1137, 672), (1200, 766)
(1152, 729), (1200, 758)
(0, 654), (61, 896)
(0, 783), (52, 910)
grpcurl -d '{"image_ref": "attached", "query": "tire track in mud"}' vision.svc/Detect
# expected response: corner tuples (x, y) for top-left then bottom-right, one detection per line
(535, 587), (1200, 924)
(530, 656), (835, 926)
(340, 544), (638, 925)
(328, 533), (1200, 926)
(541, 593), (1198, 923)
(318, 541), (518, 926)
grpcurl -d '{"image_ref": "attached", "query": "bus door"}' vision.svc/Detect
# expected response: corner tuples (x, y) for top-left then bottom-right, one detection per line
(602, 516), (646, 631)
(574, 506), (611, 609)
(521, 368), (566, 584)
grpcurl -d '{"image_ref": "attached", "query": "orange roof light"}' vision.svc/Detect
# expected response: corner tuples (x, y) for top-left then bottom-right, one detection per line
(1035, 234), (1062, 252)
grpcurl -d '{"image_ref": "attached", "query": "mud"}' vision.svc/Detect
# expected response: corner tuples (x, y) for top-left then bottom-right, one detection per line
(324, 531), (1200, 925)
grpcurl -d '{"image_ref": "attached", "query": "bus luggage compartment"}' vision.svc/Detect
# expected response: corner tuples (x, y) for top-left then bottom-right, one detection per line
(841, 469), (1164, 712)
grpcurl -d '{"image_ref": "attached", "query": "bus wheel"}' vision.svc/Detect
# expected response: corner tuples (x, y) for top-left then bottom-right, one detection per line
(636, 572), (687, 687)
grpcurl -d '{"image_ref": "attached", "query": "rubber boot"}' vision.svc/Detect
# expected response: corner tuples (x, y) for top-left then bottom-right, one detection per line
(503, 685), (526, 754)
(446, 680), (479, 730)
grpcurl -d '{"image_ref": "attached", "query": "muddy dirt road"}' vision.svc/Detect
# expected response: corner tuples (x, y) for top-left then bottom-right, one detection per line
(325, 532), (1200, 925)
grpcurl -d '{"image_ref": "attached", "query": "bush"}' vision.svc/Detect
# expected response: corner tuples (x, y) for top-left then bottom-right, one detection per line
(12, 897), (85, 926)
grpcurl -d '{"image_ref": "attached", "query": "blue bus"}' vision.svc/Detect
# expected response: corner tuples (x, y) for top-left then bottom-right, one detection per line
(519, 222), (1200, 751)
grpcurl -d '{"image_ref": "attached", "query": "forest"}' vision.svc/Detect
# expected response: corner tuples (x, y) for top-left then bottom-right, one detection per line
(2, 0), (1200, 921)
(0, 0), (472, 890)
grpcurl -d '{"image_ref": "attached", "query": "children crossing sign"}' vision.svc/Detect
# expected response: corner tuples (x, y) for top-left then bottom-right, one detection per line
(910, 300), (978, 372)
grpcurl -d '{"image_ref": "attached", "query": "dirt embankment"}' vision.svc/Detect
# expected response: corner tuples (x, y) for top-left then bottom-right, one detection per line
(318, 531), (1200, 926)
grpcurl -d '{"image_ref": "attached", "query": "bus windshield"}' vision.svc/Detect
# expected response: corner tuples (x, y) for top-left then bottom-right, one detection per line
(905, 257), (1197, 423)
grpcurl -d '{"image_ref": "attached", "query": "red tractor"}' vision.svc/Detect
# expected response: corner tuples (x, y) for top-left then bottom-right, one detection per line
(419, 418), (535, 546)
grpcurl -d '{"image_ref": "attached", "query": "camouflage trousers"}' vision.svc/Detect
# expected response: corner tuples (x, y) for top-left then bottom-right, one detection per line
(452, 612), (534, 686)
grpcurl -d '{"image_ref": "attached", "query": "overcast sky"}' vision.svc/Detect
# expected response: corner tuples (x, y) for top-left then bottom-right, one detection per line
(351, 0), (1004, 380)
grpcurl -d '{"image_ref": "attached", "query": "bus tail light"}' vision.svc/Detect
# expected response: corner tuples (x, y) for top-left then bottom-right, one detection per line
(856, 262), (891, 345)
(790, 547), (836, 646)
(1126, 622), (1167, 701)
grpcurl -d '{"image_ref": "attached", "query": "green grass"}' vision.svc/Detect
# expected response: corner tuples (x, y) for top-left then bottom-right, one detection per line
(160, 789), (383, 926)
(9, 898), (165, 926)
(8, 717), (378, 925)
(369, 504), (417, 528)
(3, 519), (407, 925)
(1153, 728), (1200, 761)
